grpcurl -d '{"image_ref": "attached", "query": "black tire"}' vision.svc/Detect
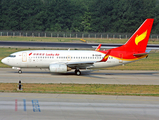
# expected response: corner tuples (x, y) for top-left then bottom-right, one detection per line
(18, 70), (22, 74)
(76, 70), (81, 76)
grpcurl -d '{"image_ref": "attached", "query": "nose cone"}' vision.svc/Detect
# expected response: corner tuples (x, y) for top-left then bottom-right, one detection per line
(1, 58), (7, 64)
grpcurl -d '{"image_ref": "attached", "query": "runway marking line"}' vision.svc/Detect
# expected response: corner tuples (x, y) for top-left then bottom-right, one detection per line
(32, 100), (41, 112)
(23, 99), (26, 111)
(15, 99), (17, 111)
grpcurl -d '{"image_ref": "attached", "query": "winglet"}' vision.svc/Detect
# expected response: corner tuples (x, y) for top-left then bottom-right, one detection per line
(95, 44), (102, 51)
(100, 50), (111, 62)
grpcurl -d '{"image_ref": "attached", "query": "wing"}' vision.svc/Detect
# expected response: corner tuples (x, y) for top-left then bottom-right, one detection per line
(66, 61), (96, 69)
(66, 50), (110, 69)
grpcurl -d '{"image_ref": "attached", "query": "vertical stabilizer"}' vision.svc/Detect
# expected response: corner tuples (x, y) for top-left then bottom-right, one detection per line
(115, 19), (154, 53)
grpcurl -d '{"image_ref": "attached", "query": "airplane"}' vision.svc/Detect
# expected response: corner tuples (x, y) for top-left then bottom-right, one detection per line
(1, 19), (154, 75)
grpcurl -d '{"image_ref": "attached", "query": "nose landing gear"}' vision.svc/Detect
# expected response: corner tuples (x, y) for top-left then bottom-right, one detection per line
(12, 67), (22, 74)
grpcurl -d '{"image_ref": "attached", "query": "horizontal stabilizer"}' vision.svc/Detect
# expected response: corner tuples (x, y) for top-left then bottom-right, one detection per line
(133, 52), (149, 56)
(145, 49), (151, 53)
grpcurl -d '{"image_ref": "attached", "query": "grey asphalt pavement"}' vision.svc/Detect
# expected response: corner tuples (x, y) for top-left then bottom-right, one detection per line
(0, 68), (159, 85)
(1, 41), (159, 49)
(0, 93), (159, 120)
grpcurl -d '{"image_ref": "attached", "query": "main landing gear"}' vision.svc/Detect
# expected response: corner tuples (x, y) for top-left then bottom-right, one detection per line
(75, 69), (81, 76)
(18, 70), (22, 74)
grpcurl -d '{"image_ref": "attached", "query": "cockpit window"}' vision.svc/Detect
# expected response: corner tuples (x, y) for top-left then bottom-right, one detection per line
(9, 55), (16, 57)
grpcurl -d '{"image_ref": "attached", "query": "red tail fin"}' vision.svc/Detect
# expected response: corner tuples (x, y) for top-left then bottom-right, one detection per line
(115, 19), (154, 53)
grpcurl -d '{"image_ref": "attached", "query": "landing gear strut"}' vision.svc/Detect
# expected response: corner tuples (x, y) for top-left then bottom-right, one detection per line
(75, 69), (81, 76)
(18, 70), (22, 74)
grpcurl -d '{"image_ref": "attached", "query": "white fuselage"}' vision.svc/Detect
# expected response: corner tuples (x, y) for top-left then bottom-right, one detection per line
(1, 50), (133, 70)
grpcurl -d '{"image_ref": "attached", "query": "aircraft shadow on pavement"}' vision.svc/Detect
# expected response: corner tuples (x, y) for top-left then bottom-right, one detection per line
(8, 70), (159, 77)
(50, 71), (107, 79)
(52, 71), (159, 78)
(9, 71), (50, 74)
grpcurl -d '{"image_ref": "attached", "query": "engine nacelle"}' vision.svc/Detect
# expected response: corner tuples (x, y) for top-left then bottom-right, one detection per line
(49, 64), (71, 73)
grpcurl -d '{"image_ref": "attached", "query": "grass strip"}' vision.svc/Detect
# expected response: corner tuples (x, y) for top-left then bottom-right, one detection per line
(0, 83), (159, 96)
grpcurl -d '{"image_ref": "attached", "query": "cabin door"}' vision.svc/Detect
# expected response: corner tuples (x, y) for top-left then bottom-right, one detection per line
(22, 52), (27, 62)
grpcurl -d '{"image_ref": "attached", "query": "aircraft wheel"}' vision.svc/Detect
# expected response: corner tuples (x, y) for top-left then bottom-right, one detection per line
(75, 70), (81, 76)
(18, 70), (22, 74)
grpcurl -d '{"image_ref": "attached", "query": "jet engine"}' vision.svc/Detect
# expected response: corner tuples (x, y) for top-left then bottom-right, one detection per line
(49, 64), (71, 73)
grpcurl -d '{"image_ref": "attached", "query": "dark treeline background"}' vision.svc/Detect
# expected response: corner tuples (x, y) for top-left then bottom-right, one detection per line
(1, 0), (159, 33)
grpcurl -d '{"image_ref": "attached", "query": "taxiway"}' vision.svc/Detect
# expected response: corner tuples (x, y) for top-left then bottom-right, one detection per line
(0, 41), (159, 49)
(0, 68), (159, 85)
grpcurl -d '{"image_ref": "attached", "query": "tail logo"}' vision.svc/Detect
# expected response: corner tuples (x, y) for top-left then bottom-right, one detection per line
(29, 53), (32, 56)
(104, 55), (109, 59)
(135, 30), (147, 45)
